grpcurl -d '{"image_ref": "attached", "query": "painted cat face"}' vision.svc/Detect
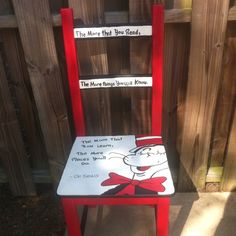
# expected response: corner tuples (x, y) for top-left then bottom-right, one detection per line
(123, 145), (167, 174)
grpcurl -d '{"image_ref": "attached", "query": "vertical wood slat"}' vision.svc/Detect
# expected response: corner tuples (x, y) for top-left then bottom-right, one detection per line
(69, 0), (112, 135)
(129, 0), (153, 135)
(178, 0), (230, 191)
(104, 3), (130, 134)
(209, 22), (236, 167)
(221, 106), (236, 191)
(54, 27), (75, 136)
(214, 22), (236, 191)
(12, 0), (72, 186)
(104, 5), (129, 75)
(0, 54), (36, 196)
(163, 23), (190, 168)
(1, 29), (48, 169)
(103, 4), (131, 135)
(163, 1), (191, 167)
(129, 0), (153, 74)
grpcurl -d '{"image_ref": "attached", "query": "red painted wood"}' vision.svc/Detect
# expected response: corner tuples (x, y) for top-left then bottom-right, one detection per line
(60, 9), (86, 136)
(156, 197), (170, 236)
(62, 196), (170, 236)
(152, 5), (164, 136)
(66, 196), (169, 205)
(62, 198), (82, 236)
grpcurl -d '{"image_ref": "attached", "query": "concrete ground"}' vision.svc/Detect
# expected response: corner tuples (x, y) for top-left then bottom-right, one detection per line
(67, 192), (236, 236)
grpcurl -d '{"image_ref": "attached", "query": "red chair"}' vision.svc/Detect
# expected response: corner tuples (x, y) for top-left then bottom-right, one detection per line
(57, 4), (174, 236)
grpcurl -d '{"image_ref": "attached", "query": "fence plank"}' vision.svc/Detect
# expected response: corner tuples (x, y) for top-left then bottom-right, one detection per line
(210, 22), (236, 167)
(1, 29), (48, 169)
(12, 0), (72, 186)
(129, 0), (153, 135)
(104, 3), (131, 134)
(3, 6), (236, 29)
(0, 8), (193, 29)
(163, 1), (190, 169)
(163, 23), (190, 168)
(221, 106), (236, 191)
(104, 3), (129, 76)
(69, 0), (108, 76)
(69, 0), (112, 135)
(0, 54), (36, 196)
(129, 0), (152, 74)
(178, 0), (230, 191)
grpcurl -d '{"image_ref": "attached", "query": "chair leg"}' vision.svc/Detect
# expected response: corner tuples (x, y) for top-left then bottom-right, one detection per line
(155, 197), (170, 236)
(62, 198), (82, 236)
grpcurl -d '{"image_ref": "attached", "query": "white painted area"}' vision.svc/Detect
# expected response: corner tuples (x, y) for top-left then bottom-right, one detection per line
(74, 25), (152, 38)
(57, 135), (174, 196)
(79, 77), (152, 89)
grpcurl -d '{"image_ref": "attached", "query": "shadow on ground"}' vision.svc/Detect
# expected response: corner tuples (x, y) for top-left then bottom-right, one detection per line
(0, 183), (65, 236)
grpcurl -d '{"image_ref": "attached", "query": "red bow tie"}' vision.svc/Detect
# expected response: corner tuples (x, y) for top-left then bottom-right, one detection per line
(101, 172), (167, 195)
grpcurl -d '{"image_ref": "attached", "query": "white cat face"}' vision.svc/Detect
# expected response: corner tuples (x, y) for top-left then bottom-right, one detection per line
(123, 145), (167, 174)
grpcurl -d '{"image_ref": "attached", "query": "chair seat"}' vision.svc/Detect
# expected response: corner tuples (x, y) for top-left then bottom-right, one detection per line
(57, 135), (174, 197)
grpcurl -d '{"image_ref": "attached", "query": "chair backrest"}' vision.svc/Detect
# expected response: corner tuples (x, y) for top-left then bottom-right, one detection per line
(60, 4), (164, 137)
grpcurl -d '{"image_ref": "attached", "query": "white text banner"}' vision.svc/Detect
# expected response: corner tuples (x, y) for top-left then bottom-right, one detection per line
(79, 77), (152, 89)
(74, 25), (152, 39)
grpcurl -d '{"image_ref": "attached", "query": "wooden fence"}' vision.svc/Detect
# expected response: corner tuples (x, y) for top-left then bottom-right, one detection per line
(0, 0), (235, 196)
